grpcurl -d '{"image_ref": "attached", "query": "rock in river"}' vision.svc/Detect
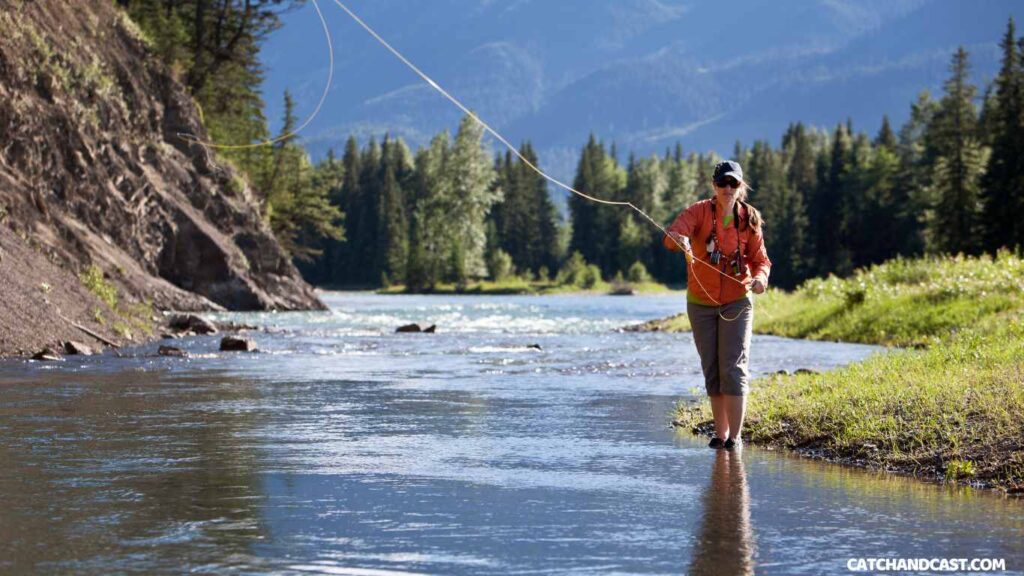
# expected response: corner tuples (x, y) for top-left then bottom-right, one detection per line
(169, 314), (218, 335)
(220, 336), (257, 352)
(158, 345), (187, 357)
(396, 323), (437, 333)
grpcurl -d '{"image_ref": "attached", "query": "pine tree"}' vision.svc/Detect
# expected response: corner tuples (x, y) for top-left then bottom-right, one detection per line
(896, 91), (939, 255)
(732, 141), (751, 177)
(286, 154), (345, 263)
(262, 89), (298, 199)
(355, 138), (382, 283)
(759, 146), (807, 288)
(379, 137), (409, 284)
(745, 140), (773, 206)
(694, 153), (716, 201)
(494, 142), (561, 275)
(568, 135), (604, 267)
(781, 123), (818, 284)
(875, 115), (898, 151)
(842, 132), (873, 269)
(263, 91), (343, 263)
(330, 136), (362, 284)
(301, 148), (346, 284)
(523, 143), (561, 275)
(861, 142), (903, 264)
(981, 18), (1024, 252)
(492, 148), (531, 273)
(808, 123), (852, 275)
(618, 154), (664, 272)
(121, 0), (189, 71)
(929, 47), (986, 255)
(659, 143), (696, 221)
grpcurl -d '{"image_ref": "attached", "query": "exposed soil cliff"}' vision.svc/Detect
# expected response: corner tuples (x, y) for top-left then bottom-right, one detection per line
(0, 0), (326, 356)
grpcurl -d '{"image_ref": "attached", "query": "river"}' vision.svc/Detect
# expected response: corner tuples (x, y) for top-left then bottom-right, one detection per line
(0, 293), (1021, 574)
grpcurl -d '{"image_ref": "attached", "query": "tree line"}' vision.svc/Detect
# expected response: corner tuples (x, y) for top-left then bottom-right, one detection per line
(298, 117), (562, 290)
(122, 3), (1023, 291)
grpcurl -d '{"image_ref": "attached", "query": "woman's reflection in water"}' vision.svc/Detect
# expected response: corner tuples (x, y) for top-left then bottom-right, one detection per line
(688, 448), (755, 575)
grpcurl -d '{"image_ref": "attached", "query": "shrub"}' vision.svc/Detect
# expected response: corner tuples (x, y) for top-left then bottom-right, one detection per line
(627, 261), (650, 284)
(556, 251), (589, 286)
(79, 265), (118, 309)
(487, 248), (514, 282)
(945, 459), (976, 481)
(582, 264), (602, 289)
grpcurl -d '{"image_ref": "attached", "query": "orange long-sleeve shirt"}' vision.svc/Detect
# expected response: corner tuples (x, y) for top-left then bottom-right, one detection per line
(663, 199), (771, 305)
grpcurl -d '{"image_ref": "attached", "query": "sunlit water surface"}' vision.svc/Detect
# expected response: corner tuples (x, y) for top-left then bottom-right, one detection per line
(0, 293), (1021, 574)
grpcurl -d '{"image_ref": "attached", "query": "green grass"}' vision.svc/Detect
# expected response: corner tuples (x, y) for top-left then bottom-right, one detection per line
(79, 265), (118, 309)
(644, 252), (1024, 346)
(670, 250), (1024, 492)
(2, 9), (127, 130)
(78, 265), (156, 343)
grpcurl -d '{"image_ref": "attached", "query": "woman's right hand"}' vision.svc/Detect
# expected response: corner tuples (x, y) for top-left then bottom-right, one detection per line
(667, 232), (692, 261)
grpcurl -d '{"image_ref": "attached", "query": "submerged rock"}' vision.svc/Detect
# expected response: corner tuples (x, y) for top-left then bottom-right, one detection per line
(220, 336), (257, 352)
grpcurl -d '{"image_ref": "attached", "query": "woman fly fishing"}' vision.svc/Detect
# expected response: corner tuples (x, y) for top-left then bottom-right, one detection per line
(664, 160), (772, 451)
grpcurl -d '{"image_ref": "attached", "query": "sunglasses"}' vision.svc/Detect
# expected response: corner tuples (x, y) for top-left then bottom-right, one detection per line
(715, 177), (741, 189)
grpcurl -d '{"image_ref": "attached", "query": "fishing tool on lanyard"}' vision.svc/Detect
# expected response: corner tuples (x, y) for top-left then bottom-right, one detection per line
(708, 201), (745, 278)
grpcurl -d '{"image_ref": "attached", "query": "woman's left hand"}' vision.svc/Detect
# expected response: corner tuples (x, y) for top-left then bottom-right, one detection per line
(750, 278), (766, 294)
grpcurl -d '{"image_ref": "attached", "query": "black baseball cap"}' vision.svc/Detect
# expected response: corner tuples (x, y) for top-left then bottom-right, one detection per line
(713, 160), (744, 183)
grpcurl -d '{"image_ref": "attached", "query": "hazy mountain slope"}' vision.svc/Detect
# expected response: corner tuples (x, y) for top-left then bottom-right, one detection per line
(262, 0), (1021, 186)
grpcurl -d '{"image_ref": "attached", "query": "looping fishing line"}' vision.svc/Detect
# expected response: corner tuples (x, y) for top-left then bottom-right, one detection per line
(175, 0), (761, 322)
(176, 0), (334, 151)
(328, 0), (759, 321)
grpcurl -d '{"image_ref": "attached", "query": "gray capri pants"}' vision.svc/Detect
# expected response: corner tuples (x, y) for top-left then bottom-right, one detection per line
(686, 297), (753, 396)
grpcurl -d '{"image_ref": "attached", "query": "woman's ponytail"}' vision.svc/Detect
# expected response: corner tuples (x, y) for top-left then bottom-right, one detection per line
(737, 183), (762, 232)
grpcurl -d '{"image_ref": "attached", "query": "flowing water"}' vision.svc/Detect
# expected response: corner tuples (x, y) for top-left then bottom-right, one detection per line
(0, 293), (1021, 575)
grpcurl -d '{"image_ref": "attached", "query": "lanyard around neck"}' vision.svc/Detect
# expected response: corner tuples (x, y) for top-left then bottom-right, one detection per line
(709, 201), (744, 273)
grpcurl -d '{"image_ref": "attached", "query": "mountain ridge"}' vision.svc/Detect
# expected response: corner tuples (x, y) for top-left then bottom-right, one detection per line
(261, 0), (1022, 187)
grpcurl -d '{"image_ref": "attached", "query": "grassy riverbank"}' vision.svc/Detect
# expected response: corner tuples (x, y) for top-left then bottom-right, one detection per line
(668, 251), (1024, 493)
